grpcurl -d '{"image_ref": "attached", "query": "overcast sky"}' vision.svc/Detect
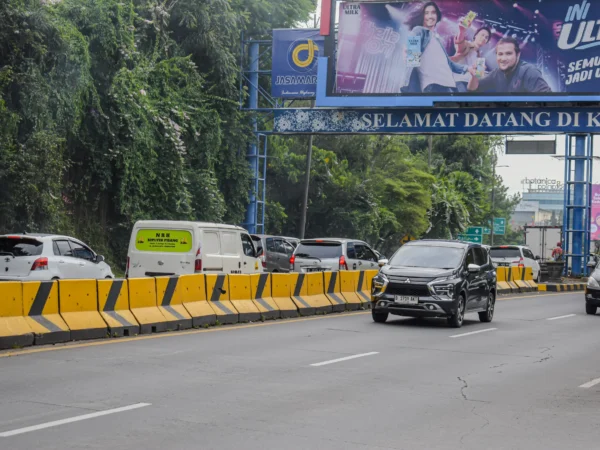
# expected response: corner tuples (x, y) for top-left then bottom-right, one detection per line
(497, 136), (600, 196)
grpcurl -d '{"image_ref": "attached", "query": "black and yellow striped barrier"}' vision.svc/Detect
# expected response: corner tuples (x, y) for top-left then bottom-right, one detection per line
(537, 283), (586, 292)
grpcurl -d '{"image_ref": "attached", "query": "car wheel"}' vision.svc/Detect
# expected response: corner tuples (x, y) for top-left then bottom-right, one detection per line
(448, 294), (466, 328)
(372, 310), (388, 323)
(586, 303), (597, 315)
(479, 291), (495, 323)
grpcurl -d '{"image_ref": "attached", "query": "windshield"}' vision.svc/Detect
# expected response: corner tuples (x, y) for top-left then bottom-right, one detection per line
(490, 248), (521, 259)
(295, 243), (342, 259)
(0, 237), (44, 257)
(389, 245), (464, 269)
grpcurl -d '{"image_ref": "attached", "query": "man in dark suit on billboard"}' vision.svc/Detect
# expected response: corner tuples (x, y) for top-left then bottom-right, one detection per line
(467, 37), (551, 93)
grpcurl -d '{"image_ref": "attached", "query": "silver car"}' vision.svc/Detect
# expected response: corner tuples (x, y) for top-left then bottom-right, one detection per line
(0, 234), (114, 281)
(251, 234), (300, 272)
(290, 238), (381, 273)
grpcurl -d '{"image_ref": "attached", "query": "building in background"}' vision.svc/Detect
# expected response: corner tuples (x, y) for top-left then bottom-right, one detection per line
(510, 178), (564, 229)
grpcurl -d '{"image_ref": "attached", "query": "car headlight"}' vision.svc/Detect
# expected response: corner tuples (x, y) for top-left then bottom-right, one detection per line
(372, 273), (389, 297)
(588, 277), (599, 288)
(428, 275), (458, 297)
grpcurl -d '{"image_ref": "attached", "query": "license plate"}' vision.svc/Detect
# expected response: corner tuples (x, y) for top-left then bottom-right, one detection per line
(394, 295), (419, 305)
(305, 268), (324, 273)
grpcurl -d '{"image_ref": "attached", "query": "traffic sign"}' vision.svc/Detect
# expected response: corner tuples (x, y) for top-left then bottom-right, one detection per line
(465, 227), (483, 236)
(483, 227), (491, 235)
(458, 234), (483, 244)
(493, 218), (506, 235)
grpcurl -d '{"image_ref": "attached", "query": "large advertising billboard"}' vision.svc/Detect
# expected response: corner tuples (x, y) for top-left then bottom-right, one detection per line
(591, 185), (600, 241)
(272, 29), (324, 99)
(334, 0), (600, 96)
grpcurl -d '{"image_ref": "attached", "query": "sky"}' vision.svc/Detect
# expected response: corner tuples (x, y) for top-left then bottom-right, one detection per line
(497, 136), (600, 196)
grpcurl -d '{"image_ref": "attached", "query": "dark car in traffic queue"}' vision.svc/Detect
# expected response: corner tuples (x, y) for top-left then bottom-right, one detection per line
(371, 240), (497, 328)
(585, 258), (600, 315)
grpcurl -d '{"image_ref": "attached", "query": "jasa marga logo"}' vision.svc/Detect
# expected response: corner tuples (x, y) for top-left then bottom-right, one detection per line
(287, 38), (319, 72)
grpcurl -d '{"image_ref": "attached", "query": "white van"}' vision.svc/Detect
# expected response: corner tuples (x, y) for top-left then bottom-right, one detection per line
(126, 221), (263, 278)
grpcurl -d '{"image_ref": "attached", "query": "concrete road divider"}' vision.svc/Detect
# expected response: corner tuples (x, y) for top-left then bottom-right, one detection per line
(228, 275), (261, 322)
(179, 274), (216, 328)
(305, 272), (334, 314)
(206, 274), (239, 324)
(0, 282), (34, 350)
(356, 271), (372, 308)
(523, 267), (538, 290)
(496, 267), (514, 294)
(58, 279), (108, 341)
(510, 267), (533, 293)
(97, 279), (140, 337)
(22, 281), (70, 345)
(128, 278), (169, 334)
(324, 271), (351, 311)
(339, 271), (364, 309)
(270, 274), (299, 318)
(290, 273), (315, 316)
(251, 274), (280, 320)
(156, 277), (193, 331)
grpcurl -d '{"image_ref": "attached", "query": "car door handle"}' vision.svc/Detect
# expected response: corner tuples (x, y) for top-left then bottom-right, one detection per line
(79, 262), (85, 266)
(358, 261), (362, 266)
(244, 262), (247, 265)
(58, 260), (65, 264)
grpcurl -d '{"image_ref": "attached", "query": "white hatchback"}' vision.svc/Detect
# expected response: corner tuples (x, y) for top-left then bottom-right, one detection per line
(489, 245), (541, 282)
(0, 234), (114, 281)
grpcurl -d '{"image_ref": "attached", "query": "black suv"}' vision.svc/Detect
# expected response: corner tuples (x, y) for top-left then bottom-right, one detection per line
(371, 240), (496, 328)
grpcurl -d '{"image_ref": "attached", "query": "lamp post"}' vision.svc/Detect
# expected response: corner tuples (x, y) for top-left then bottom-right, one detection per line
(491, 155), (510, 245)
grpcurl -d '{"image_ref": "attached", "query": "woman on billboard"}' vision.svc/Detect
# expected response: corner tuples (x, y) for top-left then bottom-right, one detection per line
(451, 25), (492, 92)
(402, 1), (472, 93)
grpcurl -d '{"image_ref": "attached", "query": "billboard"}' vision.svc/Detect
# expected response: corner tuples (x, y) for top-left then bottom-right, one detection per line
(334, 0), (600, 97)
(272, 29), (324, 98)
(591, 185), (600, 241)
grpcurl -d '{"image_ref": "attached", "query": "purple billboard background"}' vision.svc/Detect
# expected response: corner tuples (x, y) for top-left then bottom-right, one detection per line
(591, 185), (600, 241)
(335, 0), (600, 95)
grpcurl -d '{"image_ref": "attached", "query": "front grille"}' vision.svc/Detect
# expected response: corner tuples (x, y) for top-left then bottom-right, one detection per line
(387, 275), (436, 284)
(386, 284), (430, 297)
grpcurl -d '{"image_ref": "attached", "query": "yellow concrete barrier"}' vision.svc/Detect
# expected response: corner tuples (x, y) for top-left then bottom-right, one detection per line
(250, 273), (280, 320)
(323, 271), (350, 312)
(339, 271), (363, 309)
(128, 277), (169, 334)
(58, 279), (108, 341)
(270, 273), (299, 318)
(156, 277), (193, 330)
(355, 271), (373, 307)
(523, 267), (538, 290)
(97, 279), (140, 337)
(23, 280), (70, 345)
(179, 274), (216, 327)
(495, 267), (514, 293)
(511, 267), (533, 292)
(305, 272), (333, 314)
(0, 282), (34, 350)
(290, 273), (315, 316)
(228, 275), (261, 322)
(206, 274), (239, 324)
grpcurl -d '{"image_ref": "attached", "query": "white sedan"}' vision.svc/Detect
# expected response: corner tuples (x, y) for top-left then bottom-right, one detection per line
(0, 234), (114, 281)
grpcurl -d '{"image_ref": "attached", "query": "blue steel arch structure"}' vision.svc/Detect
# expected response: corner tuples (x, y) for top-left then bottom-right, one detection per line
(240, 0), (599, 275)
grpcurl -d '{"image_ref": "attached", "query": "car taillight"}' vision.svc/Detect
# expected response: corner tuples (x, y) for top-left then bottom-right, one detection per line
(518, 257), (524, 268)
(339, 255), (348, 270)
(31, 257), (48, 271)
(194, 248), (202, 272)
(289, 254), (295, 270)
(261, 254), (267, 268)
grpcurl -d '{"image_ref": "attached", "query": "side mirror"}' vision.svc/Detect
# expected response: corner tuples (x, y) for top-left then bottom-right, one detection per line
(535, 256), (541, 260)
(256, 247), (264, 258)
(96, 255), (105, 264)
(378, 259), (389, 267)
(587, 260), (597, 268)
(468, 263), (481, 273)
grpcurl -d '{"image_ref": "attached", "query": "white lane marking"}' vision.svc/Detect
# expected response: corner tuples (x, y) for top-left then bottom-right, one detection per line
(450, 328), (497, 338)
(0, 403), (151, 437)
(580, 377), (600, 389)
(546, 314), (576, 321)
(311, 352), (379, 367)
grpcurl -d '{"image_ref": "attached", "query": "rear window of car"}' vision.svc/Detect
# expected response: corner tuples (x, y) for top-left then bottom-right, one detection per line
(0, 237), (44, 257)
(295, 242), (343, 259)
(490, 248), (521, 259)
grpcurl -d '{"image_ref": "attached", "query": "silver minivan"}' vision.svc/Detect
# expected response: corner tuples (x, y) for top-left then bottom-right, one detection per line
(290, 238), (381, 273)
(251, 235), (299, 272)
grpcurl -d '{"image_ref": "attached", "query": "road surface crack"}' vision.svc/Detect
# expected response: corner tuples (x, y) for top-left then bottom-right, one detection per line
(458, 377), (491, 445)
(458, 377), (469, 401)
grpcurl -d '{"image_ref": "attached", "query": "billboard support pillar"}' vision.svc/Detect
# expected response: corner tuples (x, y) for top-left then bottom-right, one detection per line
(244, 41), (261, 234)
(563, 134), (593, 277)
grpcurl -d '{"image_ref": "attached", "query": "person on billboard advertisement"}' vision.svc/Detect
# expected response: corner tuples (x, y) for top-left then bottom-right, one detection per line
(402, 1), (469, 93)
(466, 37), (552, 93)
(450, 25), (492, 92)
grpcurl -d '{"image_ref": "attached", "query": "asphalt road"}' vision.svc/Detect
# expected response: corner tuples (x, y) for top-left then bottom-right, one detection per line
(1, 291), (600, 449)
